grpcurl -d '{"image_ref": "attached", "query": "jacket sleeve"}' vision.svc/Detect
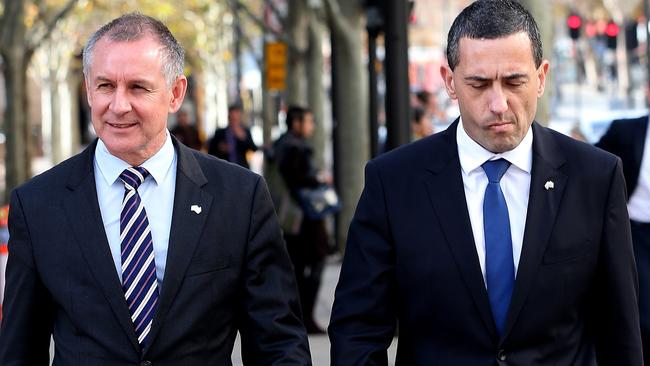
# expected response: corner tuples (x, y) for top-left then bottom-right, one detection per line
(237, 176), (312, 365)
(593, 158), (643, 364)
(328, 161), (397, 365)
(0, 190), (54, 365)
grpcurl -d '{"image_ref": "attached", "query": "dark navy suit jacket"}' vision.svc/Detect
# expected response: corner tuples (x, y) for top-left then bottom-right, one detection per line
(0, 137), (311, 365)
(329, 121), (642, 365)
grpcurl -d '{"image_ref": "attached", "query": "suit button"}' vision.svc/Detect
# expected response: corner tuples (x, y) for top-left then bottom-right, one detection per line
(141, 361), (152, 366)
(497, 349), (507, 361)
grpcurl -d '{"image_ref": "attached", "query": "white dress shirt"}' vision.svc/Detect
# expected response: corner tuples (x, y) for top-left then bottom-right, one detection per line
(628, 118), (650, 222)
(94, 132), (177, 287)
(457, 121), (532, 285)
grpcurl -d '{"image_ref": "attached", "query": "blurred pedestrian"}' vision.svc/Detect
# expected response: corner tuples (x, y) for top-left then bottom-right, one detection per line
(208, 104), (258, 168)
(415, 89), (446, 125)
(411, 106), (433, 140)
(274, 106), (330, 334)
(170, 109), (202, 150)
(0, 13), (310, 364)
(329, 1), (642, 364)
(596, 91), (650, 364)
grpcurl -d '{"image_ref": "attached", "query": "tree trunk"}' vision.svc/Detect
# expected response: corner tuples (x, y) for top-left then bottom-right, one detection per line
(518, 0), (552, 125)
(2, 0), (31, 203)
(330, 0), (369, 250)
(286, 0), (309, 105)
(307, 17), (326, 170)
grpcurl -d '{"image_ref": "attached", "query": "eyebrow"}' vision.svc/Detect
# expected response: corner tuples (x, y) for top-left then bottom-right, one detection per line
(464, 73), (530, 82)
(93, 76), (154, 86)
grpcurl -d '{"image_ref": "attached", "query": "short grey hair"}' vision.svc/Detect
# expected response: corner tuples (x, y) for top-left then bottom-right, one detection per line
(82, 13), (185, 87)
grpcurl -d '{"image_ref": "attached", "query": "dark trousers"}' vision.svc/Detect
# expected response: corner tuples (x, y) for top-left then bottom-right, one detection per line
(284, 218), (328, 332)
(632, 220), (650, 365)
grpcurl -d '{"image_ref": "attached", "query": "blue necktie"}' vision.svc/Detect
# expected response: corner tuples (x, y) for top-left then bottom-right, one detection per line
(119, 167), (159, 349)
(482, 159), (514, 336)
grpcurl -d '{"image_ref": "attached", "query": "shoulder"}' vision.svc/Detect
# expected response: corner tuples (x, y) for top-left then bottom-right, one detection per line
(14, 146), (92, 200)
(184, 147), (262, 189)
(371, 126), (454, 174)
(536, 124), (620, 171)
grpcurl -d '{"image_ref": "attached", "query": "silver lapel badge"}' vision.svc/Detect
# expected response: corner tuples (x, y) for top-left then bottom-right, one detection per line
(544, 180), (554, 190)
(190, 204), (202, 214)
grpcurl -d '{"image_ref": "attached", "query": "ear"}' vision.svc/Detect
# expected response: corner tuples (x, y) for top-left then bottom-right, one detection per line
(536, 60), (550, 97)
(168, 75), (188, 113)
(440, 65), (458, 100)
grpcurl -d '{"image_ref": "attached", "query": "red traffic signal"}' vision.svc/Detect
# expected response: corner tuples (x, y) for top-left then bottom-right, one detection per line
(606, 20), (619, 49)
(605, 21), (619, 37)
(567, 15), (582, 29)
(567, 14), (582, 39)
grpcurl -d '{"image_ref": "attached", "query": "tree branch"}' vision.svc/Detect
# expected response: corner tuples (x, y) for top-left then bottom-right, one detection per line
(27, 0), (77, 54)
(229, 0), (305, 55)
(264, 0), (287, 31)
(323, 0), (353, 38)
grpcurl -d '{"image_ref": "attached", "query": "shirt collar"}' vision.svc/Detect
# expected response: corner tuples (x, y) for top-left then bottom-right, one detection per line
(457, 118), (533, 175)
(95, 130), (176, 186)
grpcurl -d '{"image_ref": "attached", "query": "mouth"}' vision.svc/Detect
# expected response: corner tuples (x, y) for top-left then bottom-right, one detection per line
(487, 121), (513, 132)
(106, 121), (137, 129)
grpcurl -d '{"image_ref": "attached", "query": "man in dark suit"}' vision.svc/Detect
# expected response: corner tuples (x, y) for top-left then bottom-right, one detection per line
(329, 1), (642, 365)
(597, 113), (650, 363)
(0, 13), (311, 365)
(207, 104), (258, 169)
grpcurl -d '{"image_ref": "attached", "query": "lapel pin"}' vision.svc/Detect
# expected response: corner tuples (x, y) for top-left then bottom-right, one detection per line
(544, 180), (554, 190)
(190, 205), (202, 214)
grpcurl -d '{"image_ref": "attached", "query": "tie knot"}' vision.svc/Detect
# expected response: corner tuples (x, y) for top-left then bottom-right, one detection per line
(482, 159), (511, 183)
(119, 167), (150, 191)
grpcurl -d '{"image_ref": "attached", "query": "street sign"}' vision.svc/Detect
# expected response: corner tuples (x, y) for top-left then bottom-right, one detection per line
(265, 42), (287, 91)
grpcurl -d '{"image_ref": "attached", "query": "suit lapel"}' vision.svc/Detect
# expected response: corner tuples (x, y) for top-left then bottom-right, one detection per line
(501, 123), (567, 340)
(62, 141), (141, 353)
(423, 121), (498, 339)
(144, 139), (213, 352)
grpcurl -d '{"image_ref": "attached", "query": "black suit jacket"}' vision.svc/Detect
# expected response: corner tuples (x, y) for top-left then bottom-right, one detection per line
(596, 115), (649, 197)
(329, 121), (642, 365)
(208, 127), (258, 168)
(0, 137), (311, 365)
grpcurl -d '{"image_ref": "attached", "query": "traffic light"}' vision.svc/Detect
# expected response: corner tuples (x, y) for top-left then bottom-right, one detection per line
(567, 14), (582, 40)
(605, 20), (619, 49)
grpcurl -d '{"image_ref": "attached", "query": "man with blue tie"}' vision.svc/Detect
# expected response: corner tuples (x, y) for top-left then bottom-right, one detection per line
(0, 13), (311, 365)
(329, 1), (642, 365)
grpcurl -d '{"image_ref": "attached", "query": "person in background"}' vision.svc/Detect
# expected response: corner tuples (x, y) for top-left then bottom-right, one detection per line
(596, 94), (650, 364)
(208, 104), (258, 168)
(329, 1), (642, 364)
(411, 106), (433, 140)
(274, 106), (330, 334)
(170, 109), (202, 150)
(0, 13), (311, 365)
(415, 89), (446, 126)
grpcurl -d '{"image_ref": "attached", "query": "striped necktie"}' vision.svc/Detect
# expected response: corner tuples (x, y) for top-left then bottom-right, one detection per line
(119, 167), (158, 349)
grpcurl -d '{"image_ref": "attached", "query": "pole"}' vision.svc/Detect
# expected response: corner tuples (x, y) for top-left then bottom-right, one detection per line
(383, 0), (410, 151)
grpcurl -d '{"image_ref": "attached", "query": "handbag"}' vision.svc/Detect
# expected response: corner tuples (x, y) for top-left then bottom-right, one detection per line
(297, 185), (341, 220)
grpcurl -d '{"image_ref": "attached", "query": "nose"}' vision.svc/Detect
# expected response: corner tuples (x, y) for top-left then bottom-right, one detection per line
(488, 86), (508, 115)
(109, 86), (132, 115)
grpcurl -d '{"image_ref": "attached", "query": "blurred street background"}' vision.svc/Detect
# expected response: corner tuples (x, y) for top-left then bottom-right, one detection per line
(1, 0), (650, 364)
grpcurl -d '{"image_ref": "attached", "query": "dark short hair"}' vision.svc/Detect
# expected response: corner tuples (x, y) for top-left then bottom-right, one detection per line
(446, 0), (542, 70)
(83, 13), (185, 87)
(415, 91), (432, 106)
(411, 106), (426, 124)
(228, 104), (243, 113)
(285, 105), (312, 130)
